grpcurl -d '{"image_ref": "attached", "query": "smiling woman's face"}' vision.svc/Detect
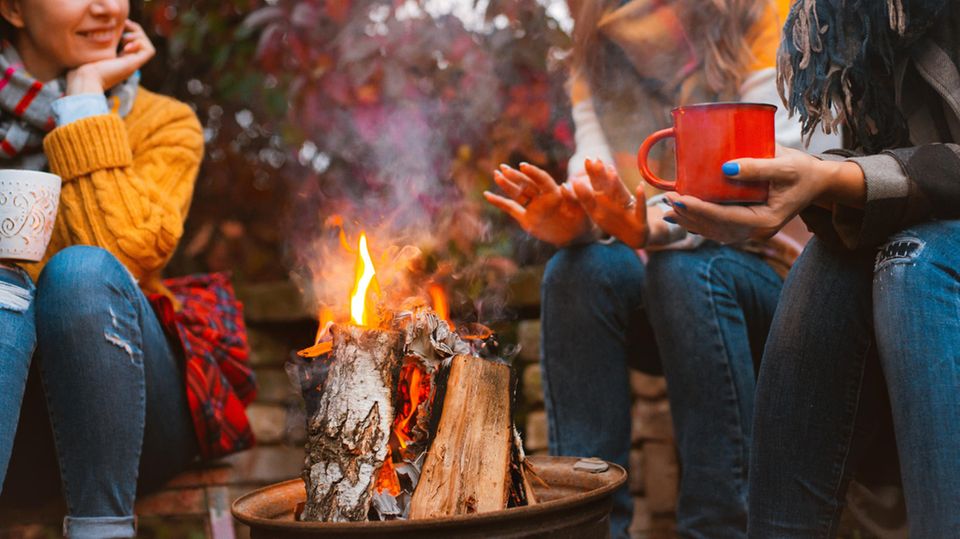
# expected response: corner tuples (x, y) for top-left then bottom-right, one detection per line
(0, 0), (129, 80)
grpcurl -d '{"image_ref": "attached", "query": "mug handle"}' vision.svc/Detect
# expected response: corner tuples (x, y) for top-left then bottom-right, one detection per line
(637, 127), (677, 191)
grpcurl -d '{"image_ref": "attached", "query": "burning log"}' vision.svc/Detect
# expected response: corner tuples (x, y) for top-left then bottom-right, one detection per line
(301, 324), (402, 522)
(293, 228), (538, 522)
(408, 354), (513, 519)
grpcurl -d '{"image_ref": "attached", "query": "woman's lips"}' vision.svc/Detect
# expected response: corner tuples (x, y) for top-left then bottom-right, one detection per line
(77, 29), (118, 45)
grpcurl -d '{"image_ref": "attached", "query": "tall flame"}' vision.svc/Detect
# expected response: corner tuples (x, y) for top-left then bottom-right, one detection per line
(427, 284), (453, 329)
(350, 233), (377, 326)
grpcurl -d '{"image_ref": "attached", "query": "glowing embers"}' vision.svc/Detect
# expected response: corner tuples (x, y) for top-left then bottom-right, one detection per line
(392, 361), (433, 452)
(374, 455), (401, 497)
(370, 358), (436, 520)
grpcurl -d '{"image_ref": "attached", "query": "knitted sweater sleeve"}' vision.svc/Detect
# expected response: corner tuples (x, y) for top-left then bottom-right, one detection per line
(41, 99), (203, 280)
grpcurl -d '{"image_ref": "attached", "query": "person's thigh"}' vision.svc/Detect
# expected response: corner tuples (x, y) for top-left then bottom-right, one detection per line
(872, 220), (960, 536)
(34, 246), (196, 520)
(645, 245), (781, 539)
(137, 293), (198, 492)
(748, 238), (884, 538)
(540, 240), (647, 538)
(0, 265), (36, 489)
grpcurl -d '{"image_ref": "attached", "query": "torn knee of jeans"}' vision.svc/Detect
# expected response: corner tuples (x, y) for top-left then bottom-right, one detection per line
(875, 237), (925, 271)
(0, 279), (33, 312)
(104, 331), (138, 363)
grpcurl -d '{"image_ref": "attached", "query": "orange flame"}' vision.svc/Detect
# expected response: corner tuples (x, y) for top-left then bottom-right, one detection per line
(297, 306), (336, 358)
(315, 306), (334, 344)
(394, 363), (431, 450)
(428, 284), (453, 330)
(375, 456), (401, 496)
(350, 233), (379, 327)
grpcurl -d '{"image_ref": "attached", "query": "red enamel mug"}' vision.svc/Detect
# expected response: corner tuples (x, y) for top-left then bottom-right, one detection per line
(637, 102), (776, 203)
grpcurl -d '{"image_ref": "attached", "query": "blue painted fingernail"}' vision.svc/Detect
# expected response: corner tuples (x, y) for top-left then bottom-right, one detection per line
(722, 162), (740, 176)
(664, 216), (677, 224)
(673, 201), (687, 210)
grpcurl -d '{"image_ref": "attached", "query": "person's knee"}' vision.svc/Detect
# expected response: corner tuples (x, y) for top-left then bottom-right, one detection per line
(36, 246), (133, 315)
(645, 248), (725, 305)
(542, 242), (643, 299)
(872, 225), (946, 299)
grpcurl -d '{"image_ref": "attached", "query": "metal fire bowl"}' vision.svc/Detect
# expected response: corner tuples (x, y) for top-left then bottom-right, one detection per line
(232, 455), (626, 539)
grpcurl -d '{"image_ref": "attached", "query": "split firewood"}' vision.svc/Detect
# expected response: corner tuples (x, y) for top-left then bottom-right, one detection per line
(408, 354), (512, 519)
(512, 428), (539, 506)
(301, 324), (402, 522)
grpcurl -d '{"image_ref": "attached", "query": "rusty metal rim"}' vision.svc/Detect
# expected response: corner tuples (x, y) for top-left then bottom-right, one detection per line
(232, 460), (625, 531)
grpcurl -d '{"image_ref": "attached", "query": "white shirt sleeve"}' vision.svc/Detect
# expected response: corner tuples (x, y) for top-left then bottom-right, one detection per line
(567, 97), (617, 179)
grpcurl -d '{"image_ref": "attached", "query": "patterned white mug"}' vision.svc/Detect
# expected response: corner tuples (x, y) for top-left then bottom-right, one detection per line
(0, 170), (61, 262)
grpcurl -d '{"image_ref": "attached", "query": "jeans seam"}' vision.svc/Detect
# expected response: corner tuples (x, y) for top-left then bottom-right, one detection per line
(702, 256), (749, 498)
(540, 290), (562, 455)
(821, 339), (873, 538)
(38, 358), (75, 516)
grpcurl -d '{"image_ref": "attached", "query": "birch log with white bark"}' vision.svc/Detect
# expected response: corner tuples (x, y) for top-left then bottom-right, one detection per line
(301, 324), (402, 522)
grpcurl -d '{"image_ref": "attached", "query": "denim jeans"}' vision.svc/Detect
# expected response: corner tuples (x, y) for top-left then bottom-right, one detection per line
(0, 246), (197, 539)
(0, 265), (36, 484)
(749, 221), (960, 538)
(541, 241), (781, 539)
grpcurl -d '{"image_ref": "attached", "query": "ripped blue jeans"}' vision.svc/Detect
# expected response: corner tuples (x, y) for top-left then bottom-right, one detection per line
(0, 246), (197, 539)
(749, 220), (960, 538)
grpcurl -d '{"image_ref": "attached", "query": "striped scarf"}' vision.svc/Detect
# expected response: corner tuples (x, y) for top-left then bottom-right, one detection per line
(0, 43), (138, 170)
(777, 0), (948, 152)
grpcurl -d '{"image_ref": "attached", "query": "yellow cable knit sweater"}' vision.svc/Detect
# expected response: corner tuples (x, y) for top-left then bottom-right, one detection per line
(23, 88), (203, 301)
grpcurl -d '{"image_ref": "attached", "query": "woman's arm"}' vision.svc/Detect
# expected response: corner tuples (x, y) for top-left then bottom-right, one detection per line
(42, 98), (203, 279)
(827, 144), (960, 248)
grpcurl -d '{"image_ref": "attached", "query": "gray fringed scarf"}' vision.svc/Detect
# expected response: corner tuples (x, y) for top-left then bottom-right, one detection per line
(777, 0), (949, 152)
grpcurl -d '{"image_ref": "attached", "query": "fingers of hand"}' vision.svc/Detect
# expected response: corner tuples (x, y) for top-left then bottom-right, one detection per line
(632, 185), (647, 220)
(493, 170), (524, 199)
(483, 191), (525, 220)
(500, 164), (541, 194)
(667, 194), (768, 228)
(584, 158), (611, 191)
(723, 156), (795, 184)
(121, 20), (155, 58)
(570, 175), (596, 210)
(517, 162), (557, 192)
(585, 158), (632, 203)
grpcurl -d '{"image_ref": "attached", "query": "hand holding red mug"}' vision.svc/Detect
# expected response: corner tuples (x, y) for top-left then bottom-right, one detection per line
(661, 145), (867, 243)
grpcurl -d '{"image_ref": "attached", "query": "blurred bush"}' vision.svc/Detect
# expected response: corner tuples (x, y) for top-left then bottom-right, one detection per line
(143, 0), (573, 317)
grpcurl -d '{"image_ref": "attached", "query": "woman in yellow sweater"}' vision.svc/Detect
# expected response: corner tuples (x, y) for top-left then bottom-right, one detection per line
(0, 1), (232, 537)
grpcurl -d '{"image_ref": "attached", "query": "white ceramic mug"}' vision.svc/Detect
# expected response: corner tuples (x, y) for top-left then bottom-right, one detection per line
(0, 170), (61, 262)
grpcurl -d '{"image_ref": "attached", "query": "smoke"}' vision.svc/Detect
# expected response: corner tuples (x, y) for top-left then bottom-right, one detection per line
(280, 4), (554, 326)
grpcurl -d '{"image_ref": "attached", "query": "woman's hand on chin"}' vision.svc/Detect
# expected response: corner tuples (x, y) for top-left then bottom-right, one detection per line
(66, 20), (155, 95)
(661, 145), (865, 244)
(483, 162), (592, 247)
(571, 158), (665, 249)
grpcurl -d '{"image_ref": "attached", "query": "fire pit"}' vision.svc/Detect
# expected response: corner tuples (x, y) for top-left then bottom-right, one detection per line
(232, 455), (626, 538)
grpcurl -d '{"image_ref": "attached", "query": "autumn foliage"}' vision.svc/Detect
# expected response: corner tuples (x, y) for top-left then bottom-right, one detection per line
(142, 0), (573, 319)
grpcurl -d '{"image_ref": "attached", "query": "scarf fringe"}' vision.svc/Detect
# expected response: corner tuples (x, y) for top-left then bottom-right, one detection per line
(777, 0), (944, 151)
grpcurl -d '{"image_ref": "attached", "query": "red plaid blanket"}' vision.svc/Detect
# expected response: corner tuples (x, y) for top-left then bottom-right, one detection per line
(150, 273), (256, 460)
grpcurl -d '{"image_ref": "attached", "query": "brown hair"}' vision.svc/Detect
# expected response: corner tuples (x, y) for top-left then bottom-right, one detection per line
(571, 0), (767, 96)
